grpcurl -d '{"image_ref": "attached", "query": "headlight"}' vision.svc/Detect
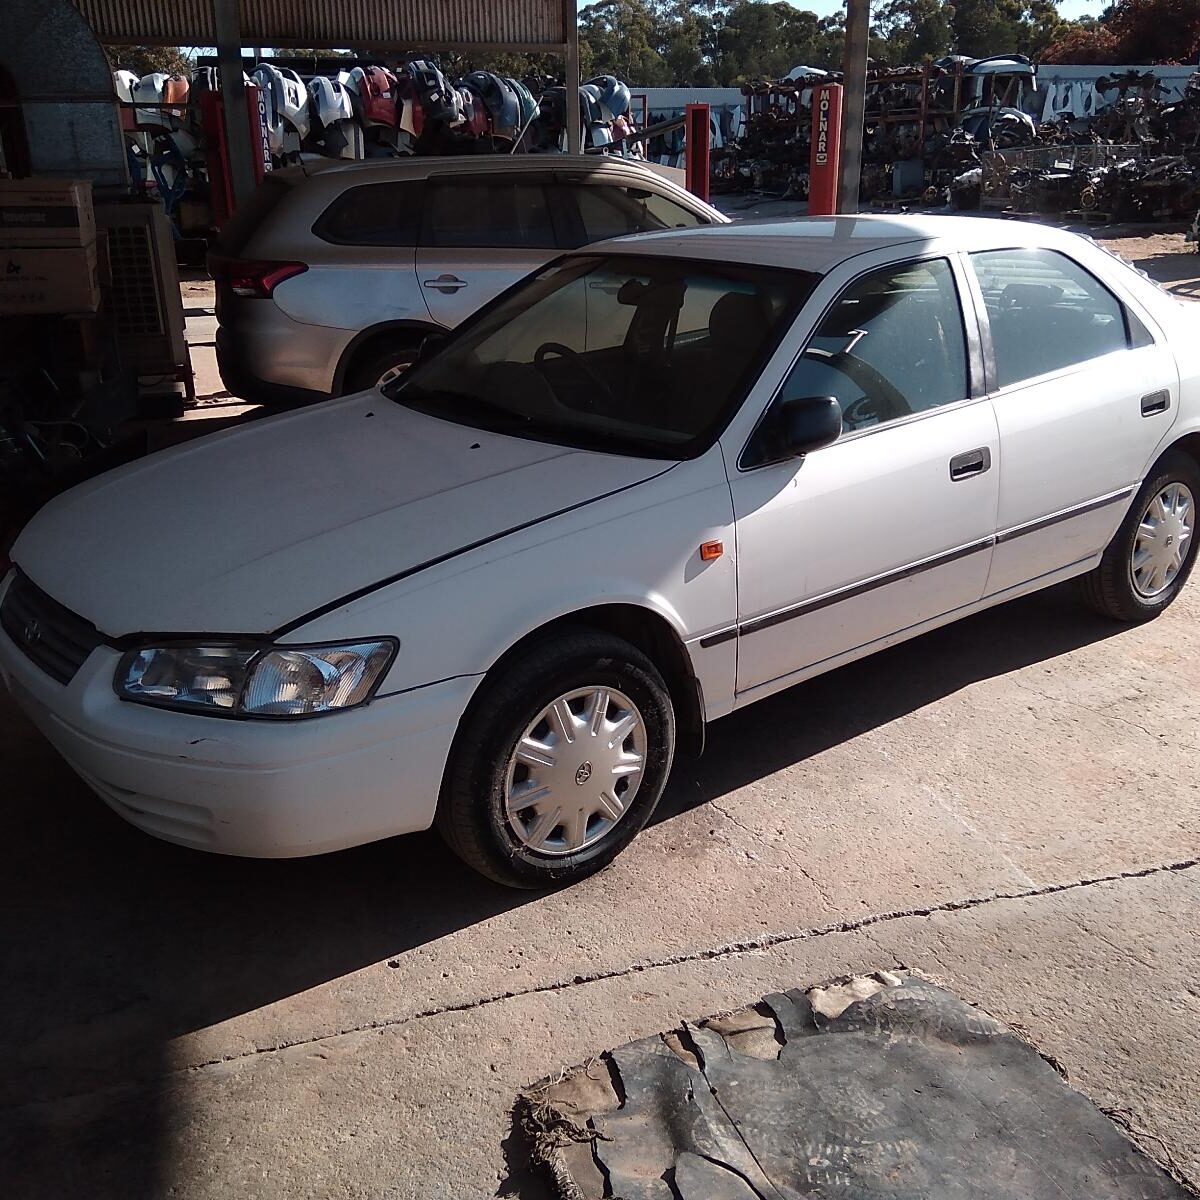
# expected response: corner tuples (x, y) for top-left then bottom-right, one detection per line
(117, 640), (396, 719)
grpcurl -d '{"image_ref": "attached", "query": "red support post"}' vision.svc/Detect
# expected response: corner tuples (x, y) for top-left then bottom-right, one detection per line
(685, 102), (711, 203)
(808, 83), (843, 216)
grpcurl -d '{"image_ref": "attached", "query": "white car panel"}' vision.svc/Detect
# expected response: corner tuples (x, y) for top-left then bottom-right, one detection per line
(10, 397), (667, 637)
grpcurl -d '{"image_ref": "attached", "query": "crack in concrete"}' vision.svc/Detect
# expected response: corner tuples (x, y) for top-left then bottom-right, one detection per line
(708, 799), (840, 908)
(8, 856), (1197, 1112)
(1010, 680), (1181, 744)
(172, 855), (1200, 1080)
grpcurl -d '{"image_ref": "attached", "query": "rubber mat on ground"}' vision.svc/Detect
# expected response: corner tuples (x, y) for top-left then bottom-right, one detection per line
(518, 973), (1192, 1199)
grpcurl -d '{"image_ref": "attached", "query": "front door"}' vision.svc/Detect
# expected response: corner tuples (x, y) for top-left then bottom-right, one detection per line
(415, 176), (566, 326)
(965, 245), (1180, 595)
(727, 254), (1000, 699)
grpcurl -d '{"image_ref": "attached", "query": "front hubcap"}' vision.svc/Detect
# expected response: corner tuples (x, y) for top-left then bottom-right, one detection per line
(504, 686), (647, 856)
(1131, 481), (1193, 599)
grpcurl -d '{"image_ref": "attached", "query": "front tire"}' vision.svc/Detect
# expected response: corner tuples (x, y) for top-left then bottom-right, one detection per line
(1079, 450), (1200, 622)
(436, 630), (676, 888)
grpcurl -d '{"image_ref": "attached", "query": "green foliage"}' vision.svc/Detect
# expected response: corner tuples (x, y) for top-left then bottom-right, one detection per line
(106, 45), (192, 77)
(1043, 0), (1200, 63)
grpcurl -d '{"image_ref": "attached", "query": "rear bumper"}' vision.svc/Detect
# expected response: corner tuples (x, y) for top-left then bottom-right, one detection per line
(0, 591), (477, 857)
(216, 328), (333, 410)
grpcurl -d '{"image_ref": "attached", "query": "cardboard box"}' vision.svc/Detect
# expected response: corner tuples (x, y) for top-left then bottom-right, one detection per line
(0, 178), (96, 248)
(0, 241), (100, 315)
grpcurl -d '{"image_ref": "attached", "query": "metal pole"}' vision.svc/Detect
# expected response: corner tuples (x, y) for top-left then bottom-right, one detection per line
(214, 0), (256, 207)
(563, 0), (582, 155)
(838, 0), (870, 213)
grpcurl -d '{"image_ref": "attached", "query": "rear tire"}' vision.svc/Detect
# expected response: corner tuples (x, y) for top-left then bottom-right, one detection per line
(436, 630), (676, 889)
(1079, 450), (1200, 622)
(343, 338), (422, 394)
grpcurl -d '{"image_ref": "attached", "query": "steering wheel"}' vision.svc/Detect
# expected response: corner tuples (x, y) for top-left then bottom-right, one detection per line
(830, 353), (912, 429)
(534, 342), (618, 410)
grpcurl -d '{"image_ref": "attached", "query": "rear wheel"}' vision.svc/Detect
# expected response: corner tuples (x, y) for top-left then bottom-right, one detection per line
(343, 337), (422, 393)
(1079, 450), (1200, 622)
(436, 630), (676, 888)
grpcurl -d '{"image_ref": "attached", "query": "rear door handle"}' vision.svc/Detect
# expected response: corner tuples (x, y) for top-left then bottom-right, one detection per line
(1141, 389), (1170, 416)
(949, 447), (991, 481)
(422, 274), (468, 293)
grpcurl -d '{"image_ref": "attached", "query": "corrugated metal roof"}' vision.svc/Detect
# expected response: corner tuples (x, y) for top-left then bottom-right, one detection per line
(73, 0), (568, 50)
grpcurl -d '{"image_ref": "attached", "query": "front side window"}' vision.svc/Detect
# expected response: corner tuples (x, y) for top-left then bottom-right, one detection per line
(423, 181), (558, 249)
(971, 247), (1129, 388)
(389, 254), (815, 458)
(572, 185), (707, 243)
(775, 257), (969, 435)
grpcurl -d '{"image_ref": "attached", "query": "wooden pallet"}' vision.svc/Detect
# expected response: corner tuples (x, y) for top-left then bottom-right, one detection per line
(1063, 209), (1114, 225)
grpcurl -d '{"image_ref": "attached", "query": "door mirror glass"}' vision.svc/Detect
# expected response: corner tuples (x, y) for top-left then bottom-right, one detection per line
(744, 395), (842, 468)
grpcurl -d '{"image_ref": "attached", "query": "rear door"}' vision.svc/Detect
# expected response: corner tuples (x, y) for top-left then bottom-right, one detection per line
(415, 174), (567, 326)
(966, 245), (1180, 596)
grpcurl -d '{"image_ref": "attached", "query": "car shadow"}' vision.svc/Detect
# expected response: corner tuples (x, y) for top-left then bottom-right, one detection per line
(657, 581), (1123, 824)
(1, 582), (1126, 1199)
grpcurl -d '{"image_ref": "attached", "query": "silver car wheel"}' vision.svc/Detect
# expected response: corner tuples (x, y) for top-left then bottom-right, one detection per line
(504, 686), (647, 856)
(376, 362), (410, 388)
(1130, 481), (1193, 599)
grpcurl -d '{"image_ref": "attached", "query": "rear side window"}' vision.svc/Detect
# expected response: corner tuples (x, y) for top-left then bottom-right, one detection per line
(423, 181), (558, 249)
(971, 248), (1130, 389)
(214, 176), (293, 255)
(571, 184), (706, 243)
(315, 181), (423, 246)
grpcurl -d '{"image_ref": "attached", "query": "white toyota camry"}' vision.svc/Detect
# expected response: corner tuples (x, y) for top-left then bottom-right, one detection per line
(3, 215), (1198, 887)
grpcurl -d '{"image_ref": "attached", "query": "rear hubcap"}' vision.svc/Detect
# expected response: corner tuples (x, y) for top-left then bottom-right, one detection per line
(504, 686), (646, 856)
(1131, 481), (1193, 599)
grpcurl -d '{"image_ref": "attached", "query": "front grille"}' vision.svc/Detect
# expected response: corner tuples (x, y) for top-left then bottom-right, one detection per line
(0, 571), (105, 684)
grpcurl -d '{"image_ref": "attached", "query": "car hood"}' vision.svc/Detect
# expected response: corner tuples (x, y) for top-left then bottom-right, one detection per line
(12, 395), (667, 638)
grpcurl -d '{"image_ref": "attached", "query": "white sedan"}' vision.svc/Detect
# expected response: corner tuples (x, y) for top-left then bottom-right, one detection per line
(2, 215), (1198, 887)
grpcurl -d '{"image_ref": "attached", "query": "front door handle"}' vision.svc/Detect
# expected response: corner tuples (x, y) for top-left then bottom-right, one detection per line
(1141, 389), (1170, 416)
(422, 274), (468, 293)
(949, 447), (991, 481)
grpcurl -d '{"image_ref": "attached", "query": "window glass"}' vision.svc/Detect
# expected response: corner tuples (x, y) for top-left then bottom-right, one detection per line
(424, 181), (558, 249)
(777, 258), (968, 434)
(971, 247), (1129, 388)
(391, 254), (815, 459)
(573, 185), (706, 242)
(315, 182), (421, 246)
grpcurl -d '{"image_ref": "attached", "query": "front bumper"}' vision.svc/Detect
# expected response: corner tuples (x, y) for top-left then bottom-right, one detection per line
(0, 603), (477, 858)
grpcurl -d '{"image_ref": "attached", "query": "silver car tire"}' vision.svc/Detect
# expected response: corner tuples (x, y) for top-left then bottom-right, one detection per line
(436, 629), (676, 889)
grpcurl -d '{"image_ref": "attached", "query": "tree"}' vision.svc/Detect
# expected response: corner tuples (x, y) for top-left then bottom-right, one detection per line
(1042, 0), (1200, 63)
(872, 0), (955, 64)
(106, 45), (192, 77)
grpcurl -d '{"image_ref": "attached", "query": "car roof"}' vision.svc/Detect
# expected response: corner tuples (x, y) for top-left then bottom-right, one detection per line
(588, 214), (1094, 275)
(273, 153), (677, 185)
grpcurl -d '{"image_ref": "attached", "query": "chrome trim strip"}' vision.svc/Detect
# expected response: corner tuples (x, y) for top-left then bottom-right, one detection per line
(994, 487), (1133, 545)
(740, 536), (995, 637)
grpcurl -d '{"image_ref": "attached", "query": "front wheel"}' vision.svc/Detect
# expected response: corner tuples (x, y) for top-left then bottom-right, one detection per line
(436, 630), (676, 888)
(1079, 450), (1200, 622)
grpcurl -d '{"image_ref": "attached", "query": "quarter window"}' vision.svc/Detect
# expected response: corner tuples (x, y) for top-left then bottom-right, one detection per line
(971, 248), (1130, 388)
(423, 181), (558, 249)
(314, 181), (422, 246)
(776, 257), (969, 434)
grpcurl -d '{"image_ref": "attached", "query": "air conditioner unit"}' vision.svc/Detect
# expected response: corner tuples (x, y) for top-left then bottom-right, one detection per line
(94, 198), (193, 410)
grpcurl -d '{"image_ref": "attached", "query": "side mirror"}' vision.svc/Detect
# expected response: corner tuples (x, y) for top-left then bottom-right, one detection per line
(743, 395), (842, 468)
(416, 331), (448, 364)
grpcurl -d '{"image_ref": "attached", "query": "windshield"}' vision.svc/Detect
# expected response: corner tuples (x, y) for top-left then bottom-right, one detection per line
(387, 253), (816, 459)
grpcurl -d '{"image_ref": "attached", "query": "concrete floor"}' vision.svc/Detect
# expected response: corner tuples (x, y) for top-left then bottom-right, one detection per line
(3, 229), (1199, 1198)
(3, 581), (1198, 1197)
